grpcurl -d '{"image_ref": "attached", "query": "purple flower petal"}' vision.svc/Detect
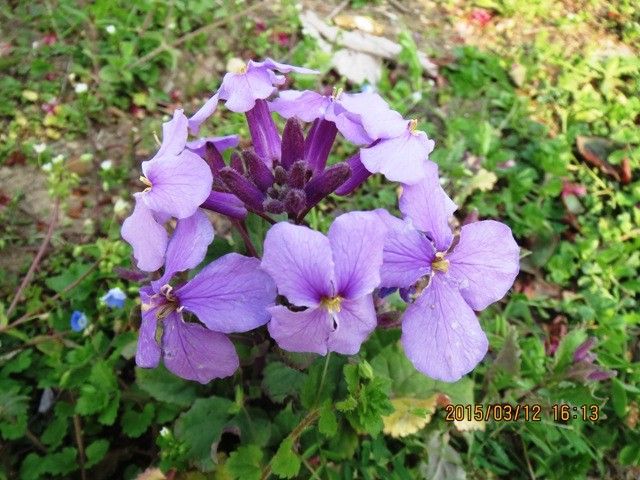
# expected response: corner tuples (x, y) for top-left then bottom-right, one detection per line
(336, 92), (406, 140)
(267, 306), (332, 355)
(329, 111), (373, 145)
(162, 312), (239, 384)
(220, 68), (277, 113)
(136, 289), (162, 368)
(401, 275), (488, 382)
(152, 209), (214, 289)
(399, 162), (457, 252)
(186, 134), (239, 158)
(252, 58), (319, 75)
(261, 222), (335, 307)
(121, 194), (168, 272)
(270, 90), (332, 122)
(245, 99), (282, 165)
(188, 93), (219, 135)
(176, 253), (276, 333)
(141, 150), (213, 219)
(360, 130), (435, 184)
(328, 211), (385, 299)
(152, 109), (188, 159)
(447, 220), (520, 311)
(381, 222), (435, 288)
(326, 295), (377, 354)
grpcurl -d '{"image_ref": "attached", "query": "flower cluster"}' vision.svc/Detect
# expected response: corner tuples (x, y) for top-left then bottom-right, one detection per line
(121, 58), (520, 384)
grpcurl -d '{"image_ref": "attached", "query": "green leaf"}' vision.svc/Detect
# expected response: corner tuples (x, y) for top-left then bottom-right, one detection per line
(122, 403), (155, 438)
(174, 397), (233, 471)
(262, 361), (306, 403)
(271, 437), (301, 479)
(611, 378), (628, 418)
(41, 414), (69, 449)
(619, 444), (640, 466)
(300, 355), (345, 409)
(554, 329), (588, 372)
(0, 388), (28, 440)
(420, 433), (466, 480)
(85, 439), (109, 468)
(136, 366), (198, 407)
(318, 403), (338, 437)
(227, 445), (264, 480)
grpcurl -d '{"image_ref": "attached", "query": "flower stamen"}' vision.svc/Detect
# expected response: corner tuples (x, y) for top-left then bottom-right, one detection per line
(139, 175), (152, 192)
(431, 251), (449, 273)
(408, 118), (419, 134)
(321, 295), (343, 313)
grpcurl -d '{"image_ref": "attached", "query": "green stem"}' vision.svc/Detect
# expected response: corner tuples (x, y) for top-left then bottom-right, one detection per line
(314, 353), (332, 407)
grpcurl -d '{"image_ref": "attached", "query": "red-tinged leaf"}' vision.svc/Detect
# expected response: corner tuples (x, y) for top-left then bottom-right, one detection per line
(576, 136), (621, 181)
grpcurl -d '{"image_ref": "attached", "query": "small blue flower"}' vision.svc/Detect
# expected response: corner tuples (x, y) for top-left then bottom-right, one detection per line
(70, 311), (88, 332)
(101, 287), (127, 309)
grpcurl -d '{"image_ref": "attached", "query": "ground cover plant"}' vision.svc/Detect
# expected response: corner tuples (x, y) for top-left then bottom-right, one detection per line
(0, 1), (639, 479)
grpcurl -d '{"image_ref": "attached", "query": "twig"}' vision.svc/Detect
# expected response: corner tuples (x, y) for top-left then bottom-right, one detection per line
(73, 415), (87, 480)
(1, 260), (100, 334)
(129, 1), (266, 69)
(233, 220), (259, 257)
(260, 409), (321, 480)
(25, 429), (48, 454)
(6, 199), (60, 318)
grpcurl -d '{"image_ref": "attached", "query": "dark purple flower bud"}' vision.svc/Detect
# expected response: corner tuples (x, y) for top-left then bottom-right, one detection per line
(377, 287), (397, 299)
(304, 119), (338, 173)
(200, 190), (248, 219)
(283, 188), (307, 216)
(243, 149), (275, 192)
(288, 160), (310, 189)
(213, 176), (230, 192)
(263, 197), (285, 214)
(377, 311), (402, 329)
(245, 99), (281, 166)
(230, 152), (245, 174)
(203, 142), (227, 172)
(281, 118), (305, 170)
(274, 165), (288, 185)
(587, 369), (617, 381)
(573, 337), (597, 363)
(334, 153), (372, 196)
(462, 208), (480, 226)
(303, 162), (351, 209)
(219, 167), (265, 212)
(115, 267), (148, 282)
(399, 286), (416, 303)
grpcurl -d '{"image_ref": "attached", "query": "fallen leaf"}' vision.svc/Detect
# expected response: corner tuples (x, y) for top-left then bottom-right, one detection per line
(576, 136), (621, 182)
(333, 14), (384, 35)
(383, 396), (438, 438)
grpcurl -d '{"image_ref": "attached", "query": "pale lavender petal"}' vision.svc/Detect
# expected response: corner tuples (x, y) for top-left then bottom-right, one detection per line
(329, 111), (373, 145)
(261, 222), (335, 307)
(337, 92), (406, 140)
(381, 222), (435, 288)
(328, 211), (385, 299)
(200, 191), (247, 219)
(360, 130), (435, 183)
(186, 134), (239, 157)
(188, 92), (219, 135)
(267, 306), (332, 355)
(326, 295), (377, 355)
(121, 194), (168, 272)
(176, 253), (276, 333)
(136, 299), (161, 368)
(153, 109), (188, 159)
(152, 209), (214, 289)
(401, 275), (488, 382)
(447, 220), (520, 311)
(141, 150), (213, 219)
(162, 312), (239, 384)
(221, 69), (276, 113)
(252, 58), (319, 75)
(374, 208), (405, 231)
(399, 162), (457, 252)
(270, 90), (331, 122)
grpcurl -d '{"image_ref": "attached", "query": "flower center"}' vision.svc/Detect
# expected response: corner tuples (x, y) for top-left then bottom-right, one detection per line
(228, 58), (247, 74)
(139, 175), (152, 192)
(431, 252), (449, 273)
(408, 118), (419, 135)
(321, 295), (343, 313)
(155, 285), (180, 319)
(331, 87), (343, 100)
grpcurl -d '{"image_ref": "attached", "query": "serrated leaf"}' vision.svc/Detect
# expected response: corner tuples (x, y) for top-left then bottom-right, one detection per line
(227, 445), (263, 480)
(383, 396), (438, 438)
(554, 329), (587, 372)
(318, 404), (338, 437)
(85, 439), (109, 468)
(122, 403), (155, 438)
(420, 433), (466, 480)
(271, 437), (301, 479)
(0, 388), (28, 439)
(174, 397), (233, 471)
(262, 362), (306, 403)
(300, 356), (345, 409)
(41, 414), (69, 449)
(136, 366), (198, 407)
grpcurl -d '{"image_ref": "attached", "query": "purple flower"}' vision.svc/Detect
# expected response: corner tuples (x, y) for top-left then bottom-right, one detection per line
(135, 209), (277, 383)
(567, 337), (616, 383)
(188, 58), (318, 134)
(122, 110), (243, 271)
(271, 90), (436, 188)
(379, 164), (520, 381)
(70, 311), (88, 332)
(261, 211), (386, 355)
(101, 287), (127, 309)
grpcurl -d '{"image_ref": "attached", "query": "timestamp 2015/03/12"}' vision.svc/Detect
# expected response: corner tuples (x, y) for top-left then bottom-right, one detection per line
(444, 404), (601, 422)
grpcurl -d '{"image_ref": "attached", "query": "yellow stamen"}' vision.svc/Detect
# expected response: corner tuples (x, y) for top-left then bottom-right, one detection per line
(409, 118), (419, 134)
(321, 296), (343, 313)
(331, 87), (344, 100)
(139, 175), (152, 191)
(431, 252), (449, 273)
(228, 58), (248, 74)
